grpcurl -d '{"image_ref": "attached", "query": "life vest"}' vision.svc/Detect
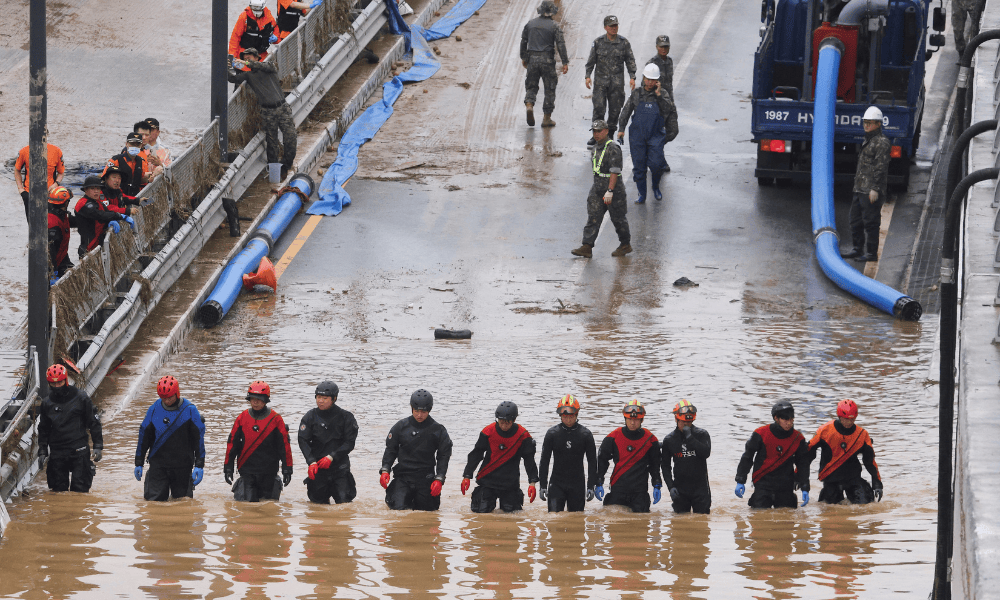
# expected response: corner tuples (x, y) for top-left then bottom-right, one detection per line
(608, 427), (655, 486)
(752, 424), (804, 483)
(277, 2), (304, 35)
(47, 209), (70, 266)
(140, 398), (198, 460)
(240, 12), (275, 54)
(809, 420), (875, 481)
(226, 410), (283, 470)
(106, 154), (145, 197)
(75, 194), (118, 251)
(476, 422), (530, 480)
(592, 139), (615, 178)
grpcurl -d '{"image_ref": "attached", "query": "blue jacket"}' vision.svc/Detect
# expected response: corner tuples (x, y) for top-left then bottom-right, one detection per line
(135, 398), (206, 469)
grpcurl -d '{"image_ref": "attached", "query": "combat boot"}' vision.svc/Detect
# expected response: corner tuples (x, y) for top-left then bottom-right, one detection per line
(526, 103), (535, 126)
(541, 113), (555, 127)
(571, 244), (593, 258)
(611, 243), (633, 257)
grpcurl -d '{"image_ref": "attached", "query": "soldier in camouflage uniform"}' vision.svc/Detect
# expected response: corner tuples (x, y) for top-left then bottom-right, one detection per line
(841, 107), (891, 263)
(585, 15), (637, 145)
(572, 120), (631, 258)
(521, 1), (569, 128)
(953, 0), (986, 56)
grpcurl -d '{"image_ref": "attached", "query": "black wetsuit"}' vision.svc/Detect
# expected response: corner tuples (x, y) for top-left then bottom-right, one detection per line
(736, 423), (810, 509)
(381, 415), (453, 511)
(463, 422), (539, 513)
(597, 426), (661, 513)
(661, 425), (712, 514)
(538, 422), (597, 512)
(298, 404), (359, 504)
(37, 385), (103, 493)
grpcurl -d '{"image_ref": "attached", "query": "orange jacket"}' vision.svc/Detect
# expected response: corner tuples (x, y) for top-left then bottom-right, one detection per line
(229, 7), (277, 59)
(15, 144), (65, 190)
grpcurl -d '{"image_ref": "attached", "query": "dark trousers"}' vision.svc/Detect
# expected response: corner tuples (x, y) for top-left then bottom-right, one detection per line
(385, 476), (440, 511)
(547, 482), (586, 512)
(849, 191), (883, 254)
(592, 81), (626, 135)
(630, 133), (667, 189)
(604, 489), (651, 513)
(524, 54), (559, 114)
(818, 478), (875, 505)
(306, 469), (357, 504)
(144, 464), (194, 501)
(671, 487), (711, 514)
(261, 103), (297, 168)
(582, 182), (629, 246)
(46, 447), (94, 493)
(21, 191), (30, 221)
(471, 485), (524, 513)
(747, 487), (798, 509)
(233, 472), (282, 502)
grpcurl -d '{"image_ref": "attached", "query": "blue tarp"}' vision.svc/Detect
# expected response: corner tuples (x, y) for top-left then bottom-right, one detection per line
(307, 1), (475, 216)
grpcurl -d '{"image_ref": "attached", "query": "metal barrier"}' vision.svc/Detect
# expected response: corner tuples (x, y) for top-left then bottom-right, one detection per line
(0, 348), (41, 509)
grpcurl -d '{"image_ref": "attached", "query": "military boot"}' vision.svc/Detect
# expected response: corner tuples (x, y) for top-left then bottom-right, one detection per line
(571, 244), (593, 258)
(526, 103), (535, 126)
(611, 243), (633, 257)
(541, 113), (555, 127)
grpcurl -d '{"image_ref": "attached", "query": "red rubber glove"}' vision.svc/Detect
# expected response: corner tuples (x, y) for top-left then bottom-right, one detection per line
(527, 484), (536, 503)
(429, 480), (443, 497)
(317, 456), (333, 469)
(380, 471), (391, 489)
(307, 463), (319, 480)
(461, 478), (471, 495)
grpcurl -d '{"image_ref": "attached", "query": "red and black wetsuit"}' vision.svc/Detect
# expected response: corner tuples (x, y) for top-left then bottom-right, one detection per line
(661, 424), (712, 514)
(463, 422), (539, 513)
(47, 205), (76, 277)
(597, 426), (661, 513)
(736, 423), (810, 509)
(539, 421), (597, 512)
(74, 193), (127, 257)
(225, 407), (293, 502)
(808, 419), (882, 504)
(105, 153), (147, 197)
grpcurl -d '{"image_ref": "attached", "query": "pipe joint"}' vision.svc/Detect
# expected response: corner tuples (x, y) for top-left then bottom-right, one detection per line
(813, 226), (839, 243)
(818, 37), (845, 55)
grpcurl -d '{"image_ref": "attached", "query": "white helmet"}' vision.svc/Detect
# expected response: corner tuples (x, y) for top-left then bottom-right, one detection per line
(249, 0), (266, 17)
(642, 63), (661, 80)
(863, 106), (883, 122)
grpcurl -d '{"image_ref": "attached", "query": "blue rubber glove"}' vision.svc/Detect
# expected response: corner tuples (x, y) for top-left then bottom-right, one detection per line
(310, 0), (322, 7)
(123, 216), (136, 232)
(652, 485), (662, 504)
(800, 490), (809, 507)
(735, 483), (745, 498)
(108, 220), (121, 234)
(134, 466), (143, 481)
(192, 467), (204, 486)
(269, 34), (278, 44)
(594, 484), (605, 501)
(49, 276), (58, 286)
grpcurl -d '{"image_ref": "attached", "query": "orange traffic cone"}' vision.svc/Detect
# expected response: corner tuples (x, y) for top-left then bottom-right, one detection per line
(242, 257), (277, 292)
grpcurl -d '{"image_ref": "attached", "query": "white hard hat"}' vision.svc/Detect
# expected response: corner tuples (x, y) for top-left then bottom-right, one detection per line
(863, 106), (883, 121)
(249, 0), (266, 14)
(642, 63), (661, 80)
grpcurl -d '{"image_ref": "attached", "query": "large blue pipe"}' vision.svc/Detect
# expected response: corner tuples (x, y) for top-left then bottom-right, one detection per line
(811, 39), (921, 321)
(199, 173), (314, 327)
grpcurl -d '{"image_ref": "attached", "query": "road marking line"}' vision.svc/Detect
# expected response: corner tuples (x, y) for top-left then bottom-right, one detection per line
(864, 197), (895, 279)
(674, 0), (727, 85)
(274, 214), (323, 281)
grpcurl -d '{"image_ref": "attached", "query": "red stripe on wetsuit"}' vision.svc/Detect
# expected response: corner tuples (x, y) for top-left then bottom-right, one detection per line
(608, 428), (655, 487)
(476, 422), (530, 481)
(226, 411), (284, 470)
(752, 424), (804, 483)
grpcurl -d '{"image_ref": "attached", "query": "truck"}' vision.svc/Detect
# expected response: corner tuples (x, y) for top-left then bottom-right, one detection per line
(751, 0), (946, 190)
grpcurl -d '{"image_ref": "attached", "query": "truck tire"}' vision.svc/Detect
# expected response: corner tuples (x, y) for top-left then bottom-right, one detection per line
(757, 176), (774, 186)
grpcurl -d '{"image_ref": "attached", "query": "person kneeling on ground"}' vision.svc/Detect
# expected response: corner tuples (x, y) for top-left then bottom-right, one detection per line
(224, 380), (294, 502)
(596, 399), (662, 513)
(735, 400), (810, 509)
(134, 376), (206, 501)
(380, 389), (453, 510)
(807, 399), (883, 504)
(299, 380), (359, 504)
(462, 401), (539, 513)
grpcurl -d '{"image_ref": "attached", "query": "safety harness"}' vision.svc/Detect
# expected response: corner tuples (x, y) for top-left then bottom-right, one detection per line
(809, 420), (876, 481)
(476, 422), (530, 480)
(608, 427), (655, 486)
(227, 410), (284, 470)
(752, 424), (804, 483)
(592, 139), (614, 177)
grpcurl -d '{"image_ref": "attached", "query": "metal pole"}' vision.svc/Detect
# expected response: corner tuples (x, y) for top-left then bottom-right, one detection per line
(28, 0), (49, 398)
(212, 0), (229, 158)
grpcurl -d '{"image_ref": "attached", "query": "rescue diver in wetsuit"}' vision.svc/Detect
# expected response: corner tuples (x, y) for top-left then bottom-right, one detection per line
(596, 399), (662, 513)
(735, 400), (810, 509)
(37, 364), (103, 493)
(538, 394), (597, 512)
(298, 380), (359, 504)
(224, 380), (294, 502)
(380, 389), (453, 511)
(807, 399), (883, 504)
(462, 401), (540, 513)
(134, 375), (207, 501)
(660, 400), (712, 514)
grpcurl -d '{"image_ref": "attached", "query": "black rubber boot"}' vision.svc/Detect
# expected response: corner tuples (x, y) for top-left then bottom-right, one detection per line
(840, 247), (862, 259)
(222, 198), (240, 237)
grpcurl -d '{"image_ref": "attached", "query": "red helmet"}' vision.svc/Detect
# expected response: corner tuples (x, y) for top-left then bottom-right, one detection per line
(837, 399), (858, 419)
(556, 394), (580, 414)
(48, 186), (73, 205)
(157, 375), (180, 399)
(622, 399), (645, 419)
(247, 380), (270, 401)
(46, 364), (68, 383)
(672, 399), (697, 422)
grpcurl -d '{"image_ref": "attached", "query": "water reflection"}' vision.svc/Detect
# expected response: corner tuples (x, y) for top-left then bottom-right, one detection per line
(134, 499), (210, 599)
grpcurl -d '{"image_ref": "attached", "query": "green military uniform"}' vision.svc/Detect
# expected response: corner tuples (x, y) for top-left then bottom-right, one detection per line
(578, 121), (630, 255)
(584, 16), (637, 137)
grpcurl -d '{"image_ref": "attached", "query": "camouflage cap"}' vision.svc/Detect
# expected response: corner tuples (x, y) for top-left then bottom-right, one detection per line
(240, 47), (260, 58)
(656, 35), (670, 47)
(604, 15), (618, 26)
(592, 119), (609, 131)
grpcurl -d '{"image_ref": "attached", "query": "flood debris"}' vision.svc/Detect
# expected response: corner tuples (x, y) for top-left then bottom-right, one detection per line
(434, 328), (473, 339)
(429, 287), (455, 292)
(673, 277), (698, 287)
(510, 300), (586, 314)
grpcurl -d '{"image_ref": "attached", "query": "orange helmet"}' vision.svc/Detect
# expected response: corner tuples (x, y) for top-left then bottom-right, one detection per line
(48, 186), (72, 205)
(46, 364), (68, 383)
(556, 394), (580, 414)
(837, 398), (858, 419)
(673, 399), (697, 422)
(622, 399), (645, 419)
(247, 380), (270, 402)
(157, 375), (180, 399)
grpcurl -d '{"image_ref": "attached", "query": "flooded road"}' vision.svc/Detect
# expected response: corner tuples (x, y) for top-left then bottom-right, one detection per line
(0, 0), (944, 596)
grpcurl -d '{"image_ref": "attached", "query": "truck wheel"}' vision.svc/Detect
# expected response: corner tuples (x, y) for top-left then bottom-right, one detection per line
(757, 176), (774, 186)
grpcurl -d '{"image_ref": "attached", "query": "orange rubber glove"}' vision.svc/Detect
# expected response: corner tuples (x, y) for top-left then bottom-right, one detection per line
(527, 484), (536, 503)
(307, 462), (319, 480)
(429, 480), (443, 497)
(380, 471), (391, 489)
(317, 456), (333, 469)
(461, 478), (471, 495)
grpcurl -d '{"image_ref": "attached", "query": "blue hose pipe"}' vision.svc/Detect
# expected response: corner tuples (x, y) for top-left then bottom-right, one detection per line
(199, 173), (315, 327)
(811, 39), (922, 321)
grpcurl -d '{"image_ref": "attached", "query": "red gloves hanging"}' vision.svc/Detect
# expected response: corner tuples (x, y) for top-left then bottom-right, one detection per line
(307, 463), (319, 480)
(527, 484), (536, 503)
(317, 456), (333, 469)
(461, 478), (471, 495)
(380, 472), (391, 489)
(429, 480), (443, 497)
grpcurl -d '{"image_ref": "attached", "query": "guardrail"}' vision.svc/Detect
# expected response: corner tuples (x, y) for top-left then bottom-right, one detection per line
(0, 349), (40, 517)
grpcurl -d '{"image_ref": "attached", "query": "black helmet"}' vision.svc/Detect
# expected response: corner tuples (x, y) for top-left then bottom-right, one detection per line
(495, 401), (518, 421)
(410, 389), (433, 411)
(315, 380), (339, 398)
(771, 400), (794, 419)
